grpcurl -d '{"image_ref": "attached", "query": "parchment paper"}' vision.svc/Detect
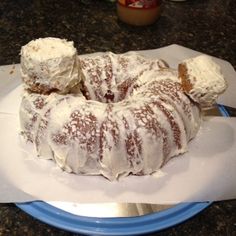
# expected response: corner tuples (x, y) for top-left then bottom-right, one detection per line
(0, 45), (236, 204)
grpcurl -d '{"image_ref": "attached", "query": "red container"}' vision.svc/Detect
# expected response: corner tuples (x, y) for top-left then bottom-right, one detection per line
(117, 0), (162, 26)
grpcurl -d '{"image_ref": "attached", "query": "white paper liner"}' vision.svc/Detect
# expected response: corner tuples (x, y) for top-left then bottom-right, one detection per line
(0, 45), (236, 204)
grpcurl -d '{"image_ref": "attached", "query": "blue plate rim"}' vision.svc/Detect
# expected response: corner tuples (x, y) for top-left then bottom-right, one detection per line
(16, 201), (211, 236)
(15, 104), (229, 235)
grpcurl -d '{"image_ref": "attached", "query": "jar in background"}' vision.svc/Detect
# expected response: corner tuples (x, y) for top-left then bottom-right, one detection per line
(117, 0), (161, 26)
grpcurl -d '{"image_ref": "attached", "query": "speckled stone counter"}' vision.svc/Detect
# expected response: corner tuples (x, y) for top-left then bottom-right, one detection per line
(0, 0), (236, 235)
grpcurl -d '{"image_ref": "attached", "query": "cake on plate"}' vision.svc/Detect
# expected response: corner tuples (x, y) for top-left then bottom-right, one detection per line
(19, 38), (227, 180)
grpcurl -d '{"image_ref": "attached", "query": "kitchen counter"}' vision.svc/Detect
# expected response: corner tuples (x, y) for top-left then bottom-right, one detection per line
(0, 0), (235, 235)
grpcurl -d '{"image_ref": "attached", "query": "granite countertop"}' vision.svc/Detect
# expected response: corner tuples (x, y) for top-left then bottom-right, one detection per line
(0, 0), (236, 235)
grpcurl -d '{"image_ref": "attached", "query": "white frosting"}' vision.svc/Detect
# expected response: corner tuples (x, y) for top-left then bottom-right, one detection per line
(182, 55), (227, 107)
(20, 59), (201, 180)
(19, 45), (205, 180)
(79, 51), (169, 103)
(21, 37), (80, 93)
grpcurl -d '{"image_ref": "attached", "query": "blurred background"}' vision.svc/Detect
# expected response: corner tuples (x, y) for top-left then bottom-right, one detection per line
(0, 0), (235, 67)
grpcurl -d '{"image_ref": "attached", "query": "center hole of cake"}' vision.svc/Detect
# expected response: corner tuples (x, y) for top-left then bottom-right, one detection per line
(104, 90), (115, 103)
(81, 85), (126, 104)
(80, 78), (132, 103)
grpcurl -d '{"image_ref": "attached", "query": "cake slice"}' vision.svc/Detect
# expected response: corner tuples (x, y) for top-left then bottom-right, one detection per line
(178, 55), (227, 108)
(20, 37), (80, 94)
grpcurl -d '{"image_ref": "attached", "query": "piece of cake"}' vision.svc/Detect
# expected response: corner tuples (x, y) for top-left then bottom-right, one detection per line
(178, 54), (227, 108)
(20, 37), (80, 94)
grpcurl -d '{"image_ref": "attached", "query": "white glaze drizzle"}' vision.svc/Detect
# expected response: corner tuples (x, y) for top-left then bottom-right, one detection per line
(20, 52), (201, 180)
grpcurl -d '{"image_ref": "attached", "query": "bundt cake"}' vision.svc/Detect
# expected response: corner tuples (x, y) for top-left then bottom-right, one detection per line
(19, 38), (226, 180)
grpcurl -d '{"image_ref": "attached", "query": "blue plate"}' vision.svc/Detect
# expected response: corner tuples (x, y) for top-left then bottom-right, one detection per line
(218, 104), (230, 116)
(16, 201), (211, 236)
(16, 105), (229, 235)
